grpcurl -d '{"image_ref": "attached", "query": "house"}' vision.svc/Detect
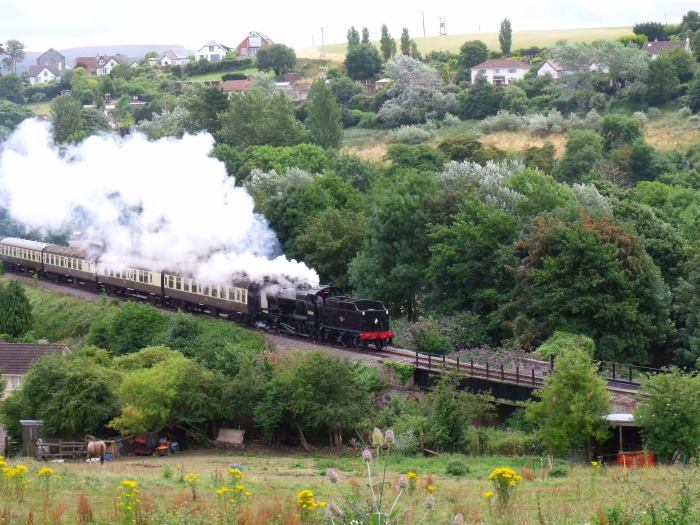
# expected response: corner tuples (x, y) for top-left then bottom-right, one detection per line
(536, 59), (570, 79)
(236, 31), (273, 57)
(642, 37), (692, 60)
(195, 41), (233, 62)
(148, 50), (190, 67)
(74, 54), (130, 76)
(470, 59), (530, 85)
(0, 343), (69, 446)
(28, 48), (67, 85)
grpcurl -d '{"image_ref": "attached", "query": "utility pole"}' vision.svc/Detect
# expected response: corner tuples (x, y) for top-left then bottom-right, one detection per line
(422, 11), (426, 37)
(320, 27), (327, 58)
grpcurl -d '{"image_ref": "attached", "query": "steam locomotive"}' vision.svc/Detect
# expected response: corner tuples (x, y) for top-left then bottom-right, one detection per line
(0, 237), (394, 350)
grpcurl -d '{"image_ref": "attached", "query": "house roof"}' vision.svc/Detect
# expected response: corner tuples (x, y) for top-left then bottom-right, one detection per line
(200, 40), (233, 52)
(28, 65), (63, 78)
(222, 79), (255, 93)
(249, 31), (273, 43)
(537, 59), (565, 72)
(0, 343), (69, 375)
(159, 50), (186, 61)
(37, 48), (65, 63)
(75, 56), (97, 71)
(471, 59), (530, 70)
(642, 39), (689, 55)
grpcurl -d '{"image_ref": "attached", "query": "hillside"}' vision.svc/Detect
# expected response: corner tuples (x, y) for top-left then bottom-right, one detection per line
(296, 26), (633, 61)
(17, 44), (191, 74)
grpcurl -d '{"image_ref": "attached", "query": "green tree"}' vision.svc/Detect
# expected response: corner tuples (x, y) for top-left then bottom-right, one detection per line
(556, 129), (604, 183)
(305, 77), (343, 149)
(514, 214), (671, 362)
(646, 56), (680, 104)
(349, 170), (439, 320)
(344, 43), (383, 80)
(633, 21), (667, 41)
(634, 368), (700, 463)
(380, 24), (397, 61)
(423, 369), (494, 451)
(499, 18), (513, 56)
(384, 144), (446, 173)
(176, 83), (229, 135)
(400, 28), (413, 56)
(18, 352), (121, 435)
(50, 93), (84, 144)
(687, 72), (700, 114)
(599, 113), (643, 152)
(458, 40), (489, 73)
(1, 39), (26, 73)
(0, 100), (33, 132)
(458, 74), (504, 119)
(0, 74), (24, 104)
(361, 27), (370, 44)
(347, 26), (360, 50)
(254, 351), (373, 447)
(217, 88), (308, 147)
(0, 280), (32, 338)
(256, 43), (297, 76)
(525, 348), (612, 460)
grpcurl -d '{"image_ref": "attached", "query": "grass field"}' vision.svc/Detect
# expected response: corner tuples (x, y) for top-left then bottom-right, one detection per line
(0, 448), (693, 524)
(296, 26), (633, 61)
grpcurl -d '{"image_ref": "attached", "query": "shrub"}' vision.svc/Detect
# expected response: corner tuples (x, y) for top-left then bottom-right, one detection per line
(646, 107), (662, 119)
(410, 316), (452, 354)
(634, 111), (649, 125)
(679, 106), (692, 117)
(479, 110), (523, 133)
(445, 457), (471, 476)
(386, 124), (434, 144)
(549, 464), (569, 478)
(442, 112), (461, 126)
(393, 429), (421, 456)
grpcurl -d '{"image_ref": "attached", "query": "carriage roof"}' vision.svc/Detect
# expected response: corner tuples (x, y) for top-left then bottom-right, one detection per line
(0, 237), (50, 251)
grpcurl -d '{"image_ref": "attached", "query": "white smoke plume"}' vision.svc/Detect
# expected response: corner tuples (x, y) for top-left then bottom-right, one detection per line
(0, 119), (319, 287)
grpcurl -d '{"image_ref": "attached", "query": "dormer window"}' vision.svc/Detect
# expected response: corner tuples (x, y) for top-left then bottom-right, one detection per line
(98, 58), (105, 65)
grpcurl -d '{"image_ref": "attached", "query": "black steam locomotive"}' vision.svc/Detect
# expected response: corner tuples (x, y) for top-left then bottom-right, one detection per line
(0, 237), (394, 350)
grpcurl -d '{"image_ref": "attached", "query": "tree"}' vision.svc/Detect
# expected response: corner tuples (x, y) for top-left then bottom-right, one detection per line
(634, 368), (700, 463)
(525, 348), (612, 460)
(514, 214), (671, 362)
(379, 24), (396, 61)
(347, 26), (360, 50)
(361, 27), (370, 44)
(329, 75), (363, 104)
(423, 369), (494, 451)
(254, 351), (373, 447)
(499, 18), (513, 56)
(0, 100), (33, 132)
(633, 21), (667, 41)
(681, 10), (700, 33)
(556, 129), (604, 183)
(0, 74), (24, 104)
(305, 77), (343, 149)
(175, 83), (229, 135)
(599, 113), (643, 152)
(687, 71), (700, 114)
(458, 74), (504, 120)
(344, 43), (382, 80)
(400, 28), (413, 55)
(549, 41), (594, 75)
(458, 40), (489, 71)
(646, 56), (680, 104)
(0, 280), (32, 338)
(217, 88), (308, 147)
(1, 39), (26, 73)
(256, 43), (297, 76)
(50, 93), (85, 144)
(17, 352), (121, 435)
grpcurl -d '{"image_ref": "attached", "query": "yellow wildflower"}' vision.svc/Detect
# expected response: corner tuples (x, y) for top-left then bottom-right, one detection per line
(484, 491), (494, 498)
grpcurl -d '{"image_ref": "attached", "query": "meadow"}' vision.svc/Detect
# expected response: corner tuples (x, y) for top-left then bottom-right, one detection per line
(295, 27), (633, 61)
(1, 448), (696, 524)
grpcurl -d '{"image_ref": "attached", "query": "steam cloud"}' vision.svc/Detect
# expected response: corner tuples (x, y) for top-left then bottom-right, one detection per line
(0, 119), (319, 287)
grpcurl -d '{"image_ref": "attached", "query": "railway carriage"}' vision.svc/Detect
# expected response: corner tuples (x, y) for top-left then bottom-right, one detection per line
(0, 237), (48, 273)
(97, 264), (162, 302)
(162, 271), (260, 323)
(43, 245), (97, 287)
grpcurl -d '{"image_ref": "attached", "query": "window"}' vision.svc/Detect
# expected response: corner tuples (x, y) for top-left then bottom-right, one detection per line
(479, 69), (486, 74)
(508, 68), (516, 73)
(202, 285), (209, 296)
(209, 46), (215, 51)
(212, 287), (218, 298)
(210, 54), (221, 61)
(249, 48), (256, 56)
(183, 281), (190, 292)
(241, 290), (247, 304)
(137, 270), (150, 284)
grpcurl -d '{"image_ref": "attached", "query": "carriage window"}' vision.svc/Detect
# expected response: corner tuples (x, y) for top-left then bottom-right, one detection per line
(68, 258), (73, 269)
(202, 285), (209, 296)
(77, 260), (82, 271)
(228, 288), (234, 301)
(241, 290), (247, 303)
(184, 281), (190, 292)
(175, 277), (181, 290)
(211, 286), (218, 298)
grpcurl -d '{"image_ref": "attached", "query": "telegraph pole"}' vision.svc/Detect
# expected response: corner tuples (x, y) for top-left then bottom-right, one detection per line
(320, 27), (327, 57)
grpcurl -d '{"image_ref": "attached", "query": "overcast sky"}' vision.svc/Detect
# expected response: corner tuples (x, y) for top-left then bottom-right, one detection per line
(2, 0), (697, 53)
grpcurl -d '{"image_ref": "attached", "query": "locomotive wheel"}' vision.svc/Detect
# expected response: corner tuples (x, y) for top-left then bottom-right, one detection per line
(375, 338), (385, 351)
(295, 323), (303, 336)
(353, 335), (361, 349)
(341, 333), (350, 347)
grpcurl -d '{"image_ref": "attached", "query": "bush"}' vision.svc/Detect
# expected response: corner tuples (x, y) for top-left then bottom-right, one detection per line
(393, 429), (421, 456)
(221, 72), (248, 81)
(445, 457), (471, 476)
(548, 464), (569, 478)
(479, 110), (523, 133)
(679, 106), (692, 117)
(646, 107), (662, 119)
(442, 112), (461, 126)
(386, 124), (434, 144)
(410, 316), (452, 354)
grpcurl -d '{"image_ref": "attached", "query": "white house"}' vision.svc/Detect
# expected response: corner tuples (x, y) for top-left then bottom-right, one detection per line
(195, 41), (233, 62)
(149, 50), (190, 67)
(470, 59), (530, 85)
(536, 59), (571, 79)
(28, 48), (67, 85)
(642, 37), (692, 60)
